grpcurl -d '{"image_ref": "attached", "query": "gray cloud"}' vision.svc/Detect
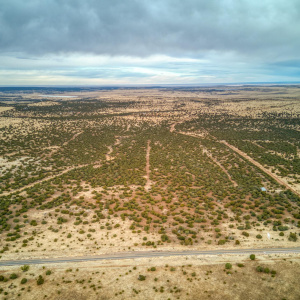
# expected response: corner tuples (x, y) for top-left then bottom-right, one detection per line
(1, 0), (300, 84)
(1, 0), (300, 60)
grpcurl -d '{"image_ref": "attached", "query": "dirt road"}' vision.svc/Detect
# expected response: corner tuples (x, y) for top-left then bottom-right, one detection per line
(144, 140), (152, 191)
(1, 247), (299, 266)
(221, 140), (300, 196)
(1, 164), (88, 197)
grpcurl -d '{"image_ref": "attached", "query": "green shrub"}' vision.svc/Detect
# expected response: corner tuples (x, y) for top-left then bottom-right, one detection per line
(21, 265), (29, 272)
(250, 254), (255, 260)
(225, 263), (232, 270)
(10, 273), (18, 279)
(288, 232), (298, 242)
(278, 226), (289, 231)
(138, 275), (146, 281)
(256, 266), (264, 272)
(30, 220), (37, 226)
(37, 275), (44, 285)
(21, 278), (27, 284)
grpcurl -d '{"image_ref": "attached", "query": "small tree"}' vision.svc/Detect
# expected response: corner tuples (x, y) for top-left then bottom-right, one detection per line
(250, 254), (255, 260)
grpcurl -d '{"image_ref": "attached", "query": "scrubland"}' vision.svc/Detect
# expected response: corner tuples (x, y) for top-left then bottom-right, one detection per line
(0, 85), (299, 299)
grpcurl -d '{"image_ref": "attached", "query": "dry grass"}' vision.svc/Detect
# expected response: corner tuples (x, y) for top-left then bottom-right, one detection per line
(0, 253), (299, 300)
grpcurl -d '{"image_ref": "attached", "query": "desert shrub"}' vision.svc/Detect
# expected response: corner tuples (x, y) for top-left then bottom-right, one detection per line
(138, 275), (146, 281)
(225, 263), (232, 270)
(21, 265), (29, 272)
(21, 278), (27, 284)
(256, 234), (262, 239)
(30, 220), (37, 226)
(256, 266), (264, 272)
(278, 225), (289, 231)
(37, 275), (44, 285)
(242, 232), (249, 237)
(250, 254), (255, 260)
(161, 234), (169, 242)
(288, 232), (298, 242)
(10, 273), (18, 279)
(46, 270), (52, 275)
(279, 232), (284, 236)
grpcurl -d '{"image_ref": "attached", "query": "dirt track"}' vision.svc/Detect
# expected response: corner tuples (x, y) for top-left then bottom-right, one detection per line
(202, 148), (238, 187)
(221, 140), (300, 196)
(1, 164), (89, 197)
(144, 140), (152, 191)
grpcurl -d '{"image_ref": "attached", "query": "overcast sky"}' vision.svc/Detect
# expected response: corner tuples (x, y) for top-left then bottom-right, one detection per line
(0, 0), (300, 85)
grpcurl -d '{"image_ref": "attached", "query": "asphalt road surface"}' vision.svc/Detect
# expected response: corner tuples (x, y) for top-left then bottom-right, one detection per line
(0, 247), (299, 267)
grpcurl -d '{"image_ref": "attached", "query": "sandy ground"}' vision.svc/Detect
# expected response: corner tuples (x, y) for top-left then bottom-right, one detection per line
(0, 107), (13, 113)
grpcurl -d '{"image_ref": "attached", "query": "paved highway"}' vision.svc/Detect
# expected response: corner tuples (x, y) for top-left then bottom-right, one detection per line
(0, 247), (299, 267)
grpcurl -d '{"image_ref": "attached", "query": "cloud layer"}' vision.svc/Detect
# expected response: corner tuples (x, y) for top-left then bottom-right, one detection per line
(1, 0), (300, 84)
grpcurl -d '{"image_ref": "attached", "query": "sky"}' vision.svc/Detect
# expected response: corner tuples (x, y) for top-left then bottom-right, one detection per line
(0, 0), (300, 85)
